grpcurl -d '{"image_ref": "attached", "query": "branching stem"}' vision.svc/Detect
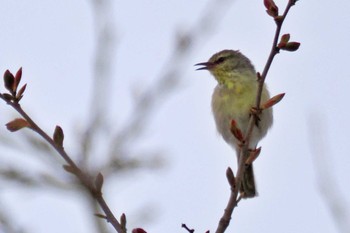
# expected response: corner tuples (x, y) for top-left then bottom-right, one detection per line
(215, 1), (297, 233)
(0, 96), (125, 233)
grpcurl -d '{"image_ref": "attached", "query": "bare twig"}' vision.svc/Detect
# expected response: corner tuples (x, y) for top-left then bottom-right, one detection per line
(181, 223), (195, 233)
(80, 0), (117, 166)
(0, 166), (73, 190)
(0, 96), (125, 233)
(0, 202), (25, 233)
(215, 1), (298, 232)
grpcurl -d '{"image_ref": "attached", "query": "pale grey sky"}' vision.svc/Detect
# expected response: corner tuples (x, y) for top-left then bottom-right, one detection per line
(1, 0), (350, 233)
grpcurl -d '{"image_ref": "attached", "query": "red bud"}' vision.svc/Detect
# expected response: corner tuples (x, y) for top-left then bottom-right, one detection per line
(16, 84), (27, 102)
(4, 70), (15, 93)
(230, 119), (244, 142)
(278, 34), (291, 49)
(262, 93), (285, 109)
(53, 125), (64, 147)
(132, 228), (147, 233)
(6, 118), (30, 132)
(14, 67), (22, 92)
(120, 213), (127, 231)
(264, 0), (279, 17)
(226, 167), (236, 187)
(281, 42), (301, 52)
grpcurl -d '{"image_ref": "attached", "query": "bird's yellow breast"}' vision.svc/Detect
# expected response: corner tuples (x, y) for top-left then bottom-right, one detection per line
(211, 72), (271, 144)
(213, 73), (258, 116)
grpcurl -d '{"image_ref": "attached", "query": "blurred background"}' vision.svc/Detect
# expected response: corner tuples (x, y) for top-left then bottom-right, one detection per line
(1, 0), (350, 232)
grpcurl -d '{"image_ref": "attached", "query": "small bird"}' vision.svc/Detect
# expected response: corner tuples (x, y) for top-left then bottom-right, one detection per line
(195, 50), (273, 198)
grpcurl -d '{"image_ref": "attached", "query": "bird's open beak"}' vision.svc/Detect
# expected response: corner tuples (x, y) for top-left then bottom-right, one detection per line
(194, 62), (213, 71)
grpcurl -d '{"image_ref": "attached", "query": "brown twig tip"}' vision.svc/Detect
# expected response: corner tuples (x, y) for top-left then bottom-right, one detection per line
(2, 93), (14, 101)
(3, 70), (15, 93)
(15, 83), (27, 102)
(262, 93), (285, 109)
(281, 42), (301, 52)
(226, 167), (236, 188)
(278, 33), (300, 52)
(14, 68), (22, 89)
(181, 223), (195, 233)
(0, 69), (125, 232)
(120, 213), (127, 232)
(264, 0), (279, 17)
(2, 68), (26, 103)
(53, 125), (64, 147)
(5, 118), (30, 132)
(277, 33), (290, 48)
(3, 68), (23, 96)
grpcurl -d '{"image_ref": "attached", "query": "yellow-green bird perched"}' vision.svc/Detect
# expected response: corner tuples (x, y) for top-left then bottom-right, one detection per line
(196, 50), (273, 198)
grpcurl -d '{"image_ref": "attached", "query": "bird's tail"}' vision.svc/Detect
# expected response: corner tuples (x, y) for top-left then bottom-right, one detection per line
(240, 164), (257, 198)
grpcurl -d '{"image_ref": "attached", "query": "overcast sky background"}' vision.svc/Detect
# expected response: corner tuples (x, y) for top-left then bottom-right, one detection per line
(1, 0), (350, 233)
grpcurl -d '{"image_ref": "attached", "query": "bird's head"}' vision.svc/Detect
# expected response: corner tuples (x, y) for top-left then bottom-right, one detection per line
(195, 50), (255, 83)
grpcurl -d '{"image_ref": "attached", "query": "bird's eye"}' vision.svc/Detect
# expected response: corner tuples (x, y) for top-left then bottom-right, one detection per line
(216, 57), (226, 64)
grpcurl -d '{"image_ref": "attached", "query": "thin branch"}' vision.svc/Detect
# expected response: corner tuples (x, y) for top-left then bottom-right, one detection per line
(181, 223), (195, 233)
(244, 1), (297, 149)
(0, 203), (25, 233)
(0, 1), (236, 231)
(90, 198), (110, 233)
(0, 166), (73, 190)
(0, 96), (124, 233)
(215, 1), (298, 232)
(80, 0), (117, 165)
